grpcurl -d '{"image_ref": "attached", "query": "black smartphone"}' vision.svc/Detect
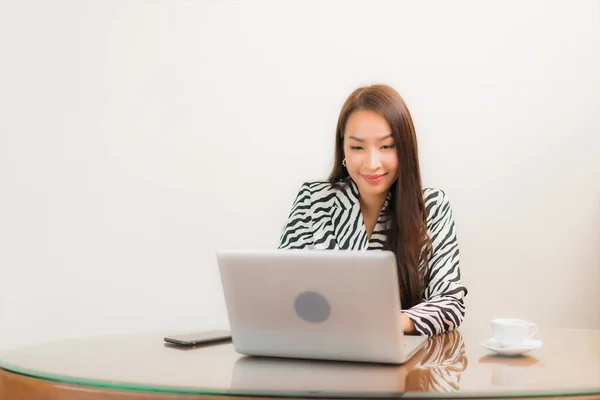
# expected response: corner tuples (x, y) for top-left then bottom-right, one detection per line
(164, 330), (231, 346)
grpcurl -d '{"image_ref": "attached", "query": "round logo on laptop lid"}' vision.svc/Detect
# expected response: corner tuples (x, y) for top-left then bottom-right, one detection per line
(294, 291), (331, 323)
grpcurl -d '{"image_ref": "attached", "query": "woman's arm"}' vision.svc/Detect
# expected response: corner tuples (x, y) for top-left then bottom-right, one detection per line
(403, 189), (468, 336)
(278, 182), (314, 249)
(401, 312), (416, 332)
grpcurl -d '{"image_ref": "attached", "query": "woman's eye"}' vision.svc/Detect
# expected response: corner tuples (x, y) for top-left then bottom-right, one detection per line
(382, 145), (396, 149)
(350, 146), (363, 150)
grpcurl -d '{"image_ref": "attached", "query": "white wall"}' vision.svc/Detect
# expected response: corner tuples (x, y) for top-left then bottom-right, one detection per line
(1, 0), (599, 350)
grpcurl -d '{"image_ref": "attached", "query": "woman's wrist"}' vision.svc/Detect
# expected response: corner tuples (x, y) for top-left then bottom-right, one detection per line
(401, 312), (415, 333)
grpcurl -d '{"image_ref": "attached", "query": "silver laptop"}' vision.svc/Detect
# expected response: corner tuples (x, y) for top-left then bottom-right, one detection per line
(216, 249), (428, 364)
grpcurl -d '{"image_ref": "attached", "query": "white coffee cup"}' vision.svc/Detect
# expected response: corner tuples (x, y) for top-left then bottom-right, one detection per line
(491, 318), (538, 348)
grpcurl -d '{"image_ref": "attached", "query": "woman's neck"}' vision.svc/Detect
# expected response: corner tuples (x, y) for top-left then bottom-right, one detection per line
(359, 192), (389, 237)
(359, 192), (388, 216)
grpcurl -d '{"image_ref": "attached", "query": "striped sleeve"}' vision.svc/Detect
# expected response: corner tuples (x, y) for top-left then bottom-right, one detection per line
(278, 182), (314, 249)
(403, 189), (468, 336)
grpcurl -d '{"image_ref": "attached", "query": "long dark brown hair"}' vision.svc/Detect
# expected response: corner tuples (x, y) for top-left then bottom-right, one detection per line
(328, 84), (432, 308)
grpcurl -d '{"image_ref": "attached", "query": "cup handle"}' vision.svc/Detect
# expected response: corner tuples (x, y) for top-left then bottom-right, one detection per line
(527, 323), (538, 340)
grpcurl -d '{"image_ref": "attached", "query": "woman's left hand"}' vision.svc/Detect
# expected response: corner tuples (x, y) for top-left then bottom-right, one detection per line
(401, 312), (416, 333)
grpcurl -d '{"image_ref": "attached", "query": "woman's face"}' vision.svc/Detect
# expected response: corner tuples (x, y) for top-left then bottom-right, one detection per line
(343, 109), (399, 199)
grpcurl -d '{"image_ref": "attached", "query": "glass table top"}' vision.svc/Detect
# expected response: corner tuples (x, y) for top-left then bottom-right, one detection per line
(0, 328), (598, 398)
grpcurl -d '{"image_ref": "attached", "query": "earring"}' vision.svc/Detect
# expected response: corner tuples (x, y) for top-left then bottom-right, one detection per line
(342, 159), (347, 167)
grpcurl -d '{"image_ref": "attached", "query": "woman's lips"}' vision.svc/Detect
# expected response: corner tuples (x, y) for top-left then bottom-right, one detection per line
(361, 173), (386, 184)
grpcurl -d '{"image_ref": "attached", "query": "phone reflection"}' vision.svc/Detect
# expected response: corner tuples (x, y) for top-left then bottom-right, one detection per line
(230, 331), (467, 395)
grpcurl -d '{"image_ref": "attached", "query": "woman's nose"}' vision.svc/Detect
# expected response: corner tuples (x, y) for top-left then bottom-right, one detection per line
(366, 149), (382, 169)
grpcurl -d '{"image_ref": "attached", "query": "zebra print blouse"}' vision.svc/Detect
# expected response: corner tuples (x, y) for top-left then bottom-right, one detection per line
(278, 178), (468, 336)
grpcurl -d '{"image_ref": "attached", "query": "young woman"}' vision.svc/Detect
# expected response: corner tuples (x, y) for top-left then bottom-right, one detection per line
(278, 84), (467, 336)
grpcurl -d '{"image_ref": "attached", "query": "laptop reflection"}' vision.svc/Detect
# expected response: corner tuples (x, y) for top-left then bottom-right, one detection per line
(230, 346), (428, 395)
(230, 330), (467, 395)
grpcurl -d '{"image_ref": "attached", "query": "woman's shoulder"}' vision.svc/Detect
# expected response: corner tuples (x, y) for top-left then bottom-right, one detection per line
(296, 179), (338, 199)
(300, 179), (335, 190)
(423, 187), (447, 202)
(422, 187), (452, 221)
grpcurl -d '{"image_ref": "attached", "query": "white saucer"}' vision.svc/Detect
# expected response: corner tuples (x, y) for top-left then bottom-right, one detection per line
(480, 337), (542, 356)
